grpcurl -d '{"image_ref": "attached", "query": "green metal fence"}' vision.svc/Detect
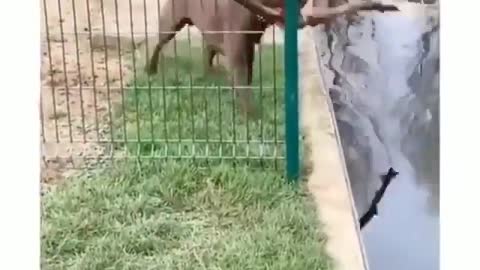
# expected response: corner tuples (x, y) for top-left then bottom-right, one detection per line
(41, 0), (299, 180)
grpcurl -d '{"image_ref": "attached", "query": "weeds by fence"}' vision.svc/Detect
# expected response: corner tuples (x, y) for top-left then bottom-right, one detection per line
(41, 0), (300, 178)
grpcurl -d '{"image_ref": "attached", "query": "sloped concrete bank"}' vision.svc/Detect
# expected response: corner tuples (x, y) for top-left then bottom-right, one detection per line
(299, 29), (368, 270)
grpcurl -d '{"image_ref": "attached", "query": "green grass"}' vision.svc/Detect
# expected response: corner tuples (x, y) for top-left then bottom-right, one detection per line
(41, 43), (330, 269)
(42, 162), (330, 269)
(112, 42), (286, 168)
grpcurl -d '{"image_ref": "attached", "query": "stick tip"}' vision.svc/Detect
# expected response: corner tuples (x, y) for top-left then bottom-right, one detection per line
(387, 167), (399, 177)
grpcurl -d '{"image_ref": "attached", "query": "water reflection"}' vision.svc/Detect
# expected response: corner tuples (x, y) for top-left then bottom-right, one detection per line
(315, 12), (439, 270)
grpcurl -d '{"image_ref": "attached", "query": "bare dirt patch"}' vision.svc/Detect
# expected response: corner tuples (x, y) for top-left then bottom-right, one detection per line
(41, 0), (133, 187)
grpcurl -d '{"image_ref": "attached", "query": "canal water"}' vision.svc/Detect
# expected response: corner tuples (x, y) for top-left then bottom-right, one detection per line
(314, 11), (439, 270)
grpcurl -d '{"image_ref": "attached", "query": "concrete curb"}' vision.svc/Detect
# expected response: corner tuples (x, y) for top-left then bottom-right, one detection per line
(299, 27), (368, 270)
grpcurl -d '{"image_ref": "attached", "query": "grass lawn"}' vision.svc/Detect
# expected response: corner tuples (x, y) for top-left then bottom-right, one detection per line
(112, 42), (286, 168)
(41, 42), (330, 269)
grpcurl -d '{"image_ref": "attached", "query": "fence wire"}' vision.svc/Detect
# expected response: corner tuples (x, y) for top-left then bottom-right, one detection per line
(40, 0), (287, 170)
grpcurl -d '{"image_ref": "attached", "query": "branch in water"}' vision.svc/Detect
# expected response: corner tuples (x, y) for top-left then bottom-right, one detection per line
(359, 167), (399, 229)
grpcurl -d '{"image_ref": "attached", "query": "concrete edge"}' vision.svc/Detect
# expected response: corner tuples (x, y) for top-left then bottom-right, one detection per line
(299, 27), (368, 270)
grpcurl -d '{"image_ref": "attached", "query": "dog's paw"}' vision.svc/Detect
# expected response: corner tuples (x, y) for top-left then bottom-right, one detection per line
(145, 63), (158, 75)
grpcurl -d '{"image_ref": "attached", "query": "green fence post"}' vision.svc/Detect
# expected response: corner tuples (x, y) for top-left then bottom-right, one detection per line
(284, 0), (300, 182)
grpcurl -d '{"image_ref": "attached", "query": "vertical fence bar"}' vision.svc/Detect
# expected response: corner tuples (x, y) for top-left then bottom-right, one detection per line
(172, 1), (182, 153)
(113, 0), (128, 145)
(272, 26), (278, 170)
(56, 0), (74, 142)
(143, 0), (155, 147)
(85, 0), (101, 142)
(217, 85), (223, 160)
(99, 0), (114, 143)
(258, 41), (264, 168)
(40, 94), (46, 143)
(128, 0), (141, 145)
(187, 26), (196, 161)
(157, 0), (169, 148)
(284, 0), (300, 181)
(201, 38), (210, 161)
(71, 0), (87, 142)
(42, 0), (60, 142)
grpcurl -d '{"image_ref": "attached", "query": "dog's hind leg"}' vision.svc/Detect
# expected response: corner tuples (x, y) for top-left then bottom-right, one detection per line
(226, 36), (257, 119)
(207, 47), (216, 68)
(146, 0), (190, 74)
(203, 46), (218, 74)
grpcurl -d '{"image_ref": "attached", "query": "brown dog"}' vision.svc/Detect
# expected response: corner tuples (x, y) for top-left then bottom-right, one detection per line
(146, 0), (397, 118)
